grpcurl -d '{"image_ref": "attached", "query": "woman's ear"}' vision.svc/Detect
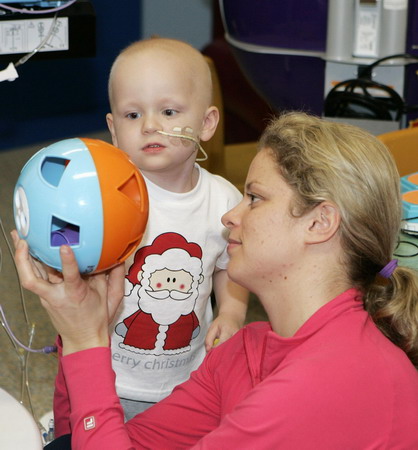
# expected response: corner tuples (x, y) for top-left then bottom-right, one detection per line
(106, 113), (118, 147)
(305, 202), (341, 244)
(200, 106), (219, 142)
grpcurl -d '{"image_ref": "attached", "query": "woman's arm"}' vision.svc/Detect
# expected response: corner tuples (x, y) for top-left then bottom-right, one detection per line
(63, 343), (222, 449)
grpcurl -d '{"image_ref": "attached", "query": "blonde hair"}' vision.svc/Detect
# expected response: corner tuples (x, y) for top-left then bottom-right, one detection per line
(260, 112), (418, 367)
(108, 37), (213, 110)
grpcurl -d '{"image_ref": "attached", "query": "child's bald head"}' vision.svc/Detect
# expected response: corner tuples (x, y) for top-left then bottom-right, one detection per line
(108, 37), (213, 111)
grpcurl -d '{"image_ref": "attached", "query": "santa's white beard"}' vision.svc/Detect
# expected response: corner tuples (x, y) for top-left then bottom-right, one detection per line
(138, 286), (198, 325)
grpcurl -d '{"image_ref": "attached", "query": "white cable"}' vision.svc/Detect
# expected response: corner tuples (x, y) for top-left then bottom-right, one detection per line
(157, 130), (208, 162)
(15, 13), (58, 66)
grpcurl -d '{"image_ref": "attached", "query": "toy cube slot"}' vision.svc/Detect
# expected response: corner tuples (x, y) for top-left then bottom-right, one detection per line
(41, 157), (70, 187)
(117, 241), (139, 263)
(118, 173), (142, 205)
(50, 217), (80, 246)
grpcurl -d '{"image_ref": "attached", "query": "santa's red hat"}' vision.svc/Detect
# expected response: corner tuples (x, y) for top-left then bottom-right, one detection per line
(127, 232), (202, 284)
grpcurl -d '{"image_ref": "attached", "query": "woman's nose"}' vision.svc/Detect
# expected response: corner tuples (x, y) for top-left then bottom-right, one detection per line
(222, 201), (243, 229)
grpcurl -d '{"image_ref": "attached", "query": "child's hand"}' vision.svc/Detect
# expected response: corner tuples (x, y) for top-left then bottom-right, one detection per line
(205, 313), (243, 352)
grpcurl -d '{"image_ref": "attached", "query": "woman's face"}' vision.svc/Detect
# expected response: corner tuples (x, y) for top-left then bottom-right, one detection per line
(222, 148), (306, 293)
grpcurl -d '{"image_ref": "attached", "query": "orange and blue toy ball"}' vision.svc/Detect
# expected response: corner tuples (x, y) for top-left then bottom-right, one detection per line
(13, 138), (149, 274)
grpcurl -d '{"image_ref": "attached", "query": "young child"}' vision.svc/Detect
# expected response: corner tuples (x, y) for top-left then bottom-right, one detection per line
(53, 37), (248, 432)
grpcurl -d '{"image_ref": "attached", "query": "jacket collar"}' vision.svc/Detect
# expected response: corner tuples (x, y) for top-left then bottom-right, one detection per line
(243, 288), (363, 384)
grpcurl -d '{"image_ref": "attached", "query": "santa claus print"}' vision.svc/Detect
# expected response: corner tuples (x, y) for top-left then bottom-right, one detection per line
(116, 233), (204, 356)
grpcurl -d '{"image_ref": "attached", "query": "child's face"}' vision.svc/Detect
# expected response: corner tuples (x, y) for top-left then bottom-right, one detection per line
(106, 49), (215, 179)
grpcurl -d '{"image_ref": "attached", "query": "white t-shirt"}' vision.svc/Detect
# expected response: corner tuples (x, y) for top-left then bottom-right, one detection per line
(110, 165), (242, 402)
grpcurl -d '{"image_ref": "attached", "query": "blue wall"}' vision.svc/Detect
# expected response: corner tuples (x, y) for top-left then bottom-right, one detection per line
(0, 0), (140, 150)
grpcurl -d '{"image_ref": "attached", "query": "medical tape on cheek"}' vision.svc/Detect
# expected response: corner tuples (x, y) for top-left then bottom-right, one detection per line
(156, 127), (208, 162)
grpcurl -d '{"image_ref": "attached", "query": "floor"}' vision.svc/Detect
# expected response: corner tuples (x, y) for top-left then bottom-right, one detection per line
(0, 131), (267, 437)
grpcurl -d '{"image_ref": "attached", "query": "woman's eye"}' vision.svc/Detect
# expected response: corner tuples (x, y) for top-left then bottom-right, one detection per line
(163, 109), (177, 117)
(126, 112), (141, 120)
(247, 193), (260, 205)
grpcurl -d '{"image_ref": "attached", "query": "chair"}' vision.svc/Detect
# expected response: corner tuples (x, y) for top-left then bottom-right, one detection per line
(377, 127), (418, 177)
(201, 56), (258, 192)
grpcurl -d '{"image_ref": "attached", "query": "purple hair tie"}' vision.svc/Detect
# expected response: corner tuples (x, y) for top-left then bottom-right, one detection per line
(378, 259), (398, 278)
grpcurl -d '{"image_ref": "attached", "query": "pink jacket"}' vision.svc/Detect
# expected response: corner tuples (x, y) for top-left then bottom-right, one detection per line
(56, 289), (418, 448)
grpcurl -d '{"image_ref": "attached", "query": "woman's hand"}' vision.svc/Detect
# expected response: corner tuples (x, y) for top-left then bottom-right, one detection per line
(12, 230), (125, 355)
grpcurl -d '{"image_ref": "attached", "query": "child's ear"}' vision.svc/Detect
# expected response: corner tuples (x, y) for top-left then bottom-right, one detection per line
(305, 202), (340, 244)
(200, 106), (219, 142)
(106, 113), (118, 147)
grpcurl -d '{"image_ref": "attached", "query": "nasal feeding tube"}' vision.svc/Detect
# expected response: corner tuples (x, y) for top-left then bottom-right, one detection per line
(156, 126), (208, 162)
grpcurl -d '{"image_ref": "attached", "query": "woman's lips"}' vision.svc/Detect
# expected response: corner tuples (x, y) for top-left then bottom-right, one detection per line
(227, 238), (241, 253)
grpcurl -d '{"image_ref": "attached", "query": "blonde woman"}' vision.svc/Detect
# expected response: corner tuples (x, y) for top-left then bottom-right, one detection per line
(15, 112), (418, 449)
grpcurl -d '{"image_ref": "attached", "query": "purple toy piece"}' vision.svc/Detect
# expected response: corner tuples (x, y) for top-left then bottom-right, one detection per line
(51, 225), (80, 246)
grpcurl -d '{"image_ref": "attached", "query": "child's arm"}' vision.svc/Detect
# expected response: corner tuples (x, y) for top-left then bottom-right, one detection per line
(205, 269), (249, 352)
